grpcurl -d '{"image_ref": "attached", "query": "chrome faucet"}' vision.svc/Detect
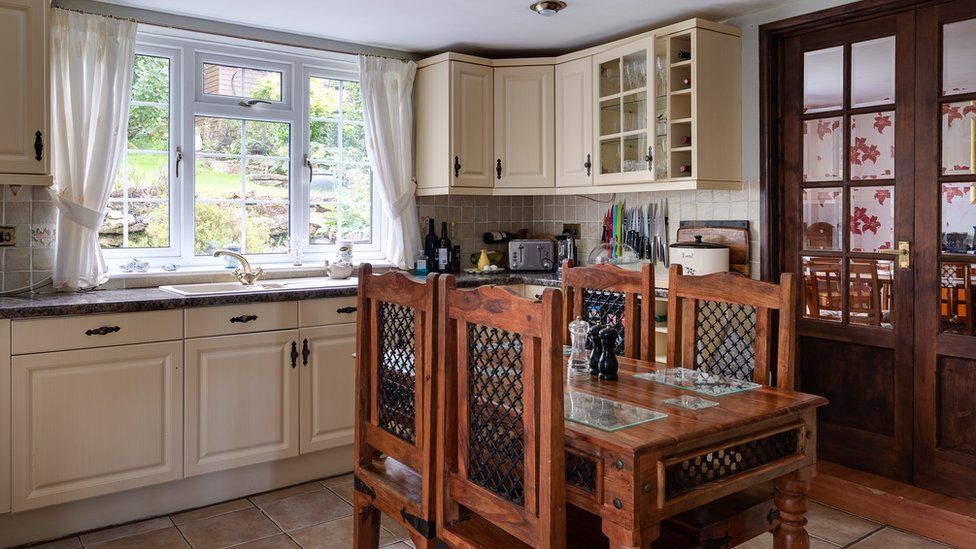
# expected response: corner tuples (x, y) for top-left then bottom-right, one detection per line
(213, 249), (264, 285)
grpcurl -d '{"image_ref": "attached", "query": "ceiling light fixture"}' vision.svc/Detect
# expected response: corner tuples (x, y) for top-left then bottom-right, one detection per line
(529, 1), (567, 17)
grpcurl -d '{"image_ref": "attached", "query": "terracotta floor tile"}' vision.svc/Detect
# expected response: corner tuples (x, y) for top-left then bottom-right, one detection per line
(171, 499), (254, 526)
(849, 527), (950, 548)
(319, 474), (353, 488)
(81, 517), (174, 545)
(380, 515), (411, 543)
(804, 502), (882, 545)
(325, 482), (353, 505)
(379, 544), (411, 549)
(85, 527), (189, 549)
(250, 483), (324, 507)
(177, 508), (281, 549)
(735, 531), (839, 548)
(230, 534), (300, 548)
(30, 537), (82, 549)
(288, 516), (397, 549)
(258, 491), (352, 532)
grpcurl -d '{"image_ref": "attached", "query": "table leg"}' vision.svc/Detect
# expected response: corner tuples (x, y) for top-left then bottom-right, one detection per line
(773, 472), (811, 549)
(353, 491), (381, 549)
(602, 519), (659, 549)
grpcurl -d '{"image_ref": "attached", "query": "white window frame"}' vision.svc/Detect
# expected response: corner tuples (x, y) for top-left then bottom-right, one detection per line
(102, 26), (387, 268)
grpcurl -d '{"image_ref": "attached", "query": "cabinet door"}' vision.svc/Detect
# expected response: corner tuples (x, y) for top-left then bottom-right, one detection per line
(185, 330), (299, 476)
(450, 61), (493, 188)
(494, 65), (555, 188)
(0, 320), (9, 514)
(11, 341), (183, 511)
(556, 57), (593, 188)
(299, 324), (356, 454)
(0, 0), (47, 176)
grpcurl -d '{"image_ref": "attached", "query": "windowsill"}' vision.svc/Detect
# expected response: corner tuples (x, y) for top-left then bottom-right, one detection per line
(107, 259), (394, 280)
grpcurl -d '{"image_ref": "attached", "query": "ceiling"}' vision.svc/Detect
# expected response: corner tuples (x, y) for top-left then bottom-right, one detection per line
(96, 0), (782, 56)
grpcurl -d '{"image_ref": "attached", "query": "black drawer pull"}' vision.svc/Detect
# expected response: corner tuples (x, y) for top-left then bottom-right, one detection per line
(85, 326), (120, 336)
(230, 314), (258, 323)
(302, 338), (310, 366)
(290, 342), (299, 368)
(336, 306), (357, 315)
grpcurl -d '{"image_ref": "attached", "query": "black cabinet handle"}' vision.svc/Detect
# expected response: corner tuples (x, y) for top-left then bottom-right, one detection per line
(645, 146), (653, 171)
(85, 325), (121, 336)
(230, 314), (258, 323)
(584, 153), (592, 176)
(453, 156), (461, 178)
(34, 131), (43, 161)
(302, 338), (310, 366)
(496, 158), (502, 180)
(336, 306), (357, 314)
(290, 342), (299, 368)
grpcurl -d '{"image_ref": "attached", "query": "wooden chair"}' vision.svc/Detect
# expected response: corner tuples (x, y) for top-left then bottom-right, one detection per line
(560, 259), (654, 362)
(849, 259), (883, 326)
(436, 277), (566, 549)
(802, 257), (843, 322)
(941, 262), (973, 335)
(353, 264), (439, 549)
(804, 221), (835, 250)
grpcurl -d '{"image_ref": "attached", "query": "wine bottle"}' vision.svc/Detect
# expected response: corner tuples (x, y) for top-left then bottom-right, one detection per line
(424, 218), (438, 272)
(676, 51), (691, 60)
(680, 135), (691, 145)
(483, 231), (516, 244)
(437, 221), (451, 272)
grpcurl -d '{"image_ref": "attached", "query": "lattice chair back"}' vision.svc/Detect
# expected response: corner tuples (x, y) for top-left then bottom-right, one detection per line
(560, 259), (654, 362)
(436, 277), (566, 549)
(354, 264), (439, 546)
(666, 264), (797, 389)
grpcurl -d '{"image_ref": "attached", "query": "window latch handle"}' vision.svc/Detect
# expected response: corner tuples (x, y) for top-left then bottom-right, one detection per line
(175, 146), (184, 178)
(304, 153), (313, 183)
(239, 99), (272, 107)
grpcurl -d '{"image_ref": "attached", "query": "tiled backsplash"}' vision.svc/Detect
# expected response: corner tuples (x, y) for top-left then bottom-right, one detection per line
(0, 186), (57, 292)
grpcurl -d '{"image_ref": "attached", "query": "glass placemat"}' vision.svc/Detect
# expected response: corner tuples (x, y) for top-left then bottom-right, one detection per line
(634, 367), (761, 397)
(564, 391), (667, 432)
(663, 395), (719, 410)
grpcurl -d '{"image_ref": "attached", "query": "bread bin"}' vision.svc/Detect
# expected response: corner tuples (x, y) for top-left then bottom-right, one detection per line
(669, 235), (729, 275)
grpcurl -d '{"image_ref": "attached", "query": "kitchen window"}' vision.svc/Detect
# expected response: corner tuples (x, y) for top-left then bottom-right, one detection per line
(99, 29), (381, 267)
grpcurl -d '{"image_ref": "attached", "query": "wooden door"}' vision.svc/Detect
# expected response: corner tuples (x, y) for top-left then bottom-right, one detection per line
(0, 0), (47, 176)
(450, 61), (493, 188)
(914, 0), (976, 500)
(10, 341), (183, 511)
(299, 323), (356, 454)
(556, 57), (593, 188)
(783, 13), (916, 481)
(184, 330), (300, 476)
(494, 65), (554, 188)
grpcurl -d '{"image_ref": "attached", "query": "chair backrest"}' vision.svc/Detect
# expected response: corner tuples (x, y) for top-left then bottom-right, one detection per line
(849, 259), (882, 326)
(355, 264), (439, 514)
(667, 264), (797, 390)
(437, 277), (565, 548)
(804, 221), (835, 250)
(560, 259), (654, 361)
(802, 257), (842, 321)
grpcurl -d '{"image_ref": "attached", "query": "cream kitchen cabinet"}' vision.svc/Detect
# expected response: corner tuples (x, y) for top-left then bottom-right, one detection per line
(10, 341), (184, 511)
(184, 330), (301, 476)
(493, 65), (554, 189)
(0, 320), (9, 514)
(555, 57), (593, 188)
(299, 324), (356, 454)
(0, 0), (51, 186)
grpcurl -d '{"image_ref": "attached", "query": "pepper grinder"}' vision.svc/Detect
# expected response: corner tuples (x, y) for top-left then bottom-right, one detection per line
(597, 326), (619, 381)
(588, 322), (604, 376)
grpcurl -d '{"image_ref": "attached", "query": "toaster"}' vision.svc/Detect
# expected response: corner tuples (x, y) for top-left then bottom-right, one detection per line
(508, 239), (556, 271)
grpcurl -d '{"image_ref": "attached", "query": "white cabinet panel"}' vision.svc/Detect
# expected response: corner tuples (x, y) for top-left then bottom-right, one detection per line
(0, 320), (9, 514)
(185, 331), (300, 476)
(299, 324), (356, 453)
(11, 341), (183, 511)
(556, 57), (593, 188)
(451, 61), (493, 188)
(494, 65), (554, 188)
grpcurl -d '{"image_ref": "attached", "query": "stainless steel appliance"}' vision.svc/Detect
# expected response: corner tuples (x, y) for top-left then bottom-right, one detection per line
(508, 239), (556, 271)
(555, 233), (577, 270)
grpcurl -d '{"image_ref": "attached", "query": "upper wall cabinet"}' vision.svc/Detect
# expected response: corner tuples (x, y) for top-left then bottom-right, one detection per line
(0, 0), (51, 186)
(555, 57), (593, 188)
(494, 65), (554, 189)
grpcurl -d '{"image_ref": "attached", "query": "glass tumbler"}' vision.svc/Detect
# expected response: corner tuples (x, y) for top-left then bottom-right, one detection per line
(568, 316), (592, 380)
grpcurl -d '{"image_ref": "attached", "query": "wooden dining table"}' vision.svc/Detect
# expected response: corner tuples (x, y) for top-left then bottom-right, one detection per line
(561, 357), (828, 549)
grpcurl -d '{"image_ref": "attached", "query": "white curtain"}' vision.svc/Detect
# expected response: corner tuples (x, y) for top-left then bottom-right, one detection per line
(358, 55), (420, 269)
(49, 9), (136, 290)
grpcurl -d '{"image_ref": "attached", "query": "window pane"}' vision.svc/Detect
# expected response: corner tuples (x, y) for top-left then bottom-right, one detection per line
(850, 185), (894, 252)
(310, 169), (338, 202)
(246, 159), (289, 201)
(195, 156), (241, 200)
(196, 117), (242, 154)
(851, 37), (895, 108)
(802, 256), (842, 322)
(98, 202), (126, 249)
(942, 183), (976, 253)
(126, 153), (169, 199)
(202, 63), (282, 101)
(941, 100), (976, 176)
(849, 259), (893, 328)
(802, 117), (843, 181)
(246, 203), (289, 253)
(309, 77), (340, 119)
(802, 187), (842, 250)
(803, 46), (843, 113)
(943, 19), (976, 96)
(339, 202), (372, 243)
(310, 121), (339, 162)
(127, 202), (170, 248)
(941, 261), (975, 335)
(850, 111), (895, 180)
(245, 120), (289, 157)
(341, 124), (366, 162)
(195, 202), (241, 255)
(310, 202), (338, 245)
(131, 55), (169, 103)
(128, 106), (168, 150)
(341, 81), (362, 121)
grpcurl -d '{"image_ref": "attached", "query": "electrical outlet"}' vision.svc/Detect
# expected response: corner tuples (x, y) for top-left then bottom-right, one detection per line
(0, 226), (14, 247)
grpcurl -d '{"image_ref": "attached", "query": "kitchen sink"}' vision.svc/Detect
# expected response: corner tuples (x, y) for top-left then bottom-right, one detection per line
(159, 277), (358, 296)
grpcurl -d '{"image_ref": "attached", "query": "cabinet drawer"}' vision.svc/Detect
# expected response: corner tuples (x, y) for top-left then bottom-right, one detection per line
(185, 302), (298, 338)
(11, 310), (183, 355)
(299, 296), (358, 327)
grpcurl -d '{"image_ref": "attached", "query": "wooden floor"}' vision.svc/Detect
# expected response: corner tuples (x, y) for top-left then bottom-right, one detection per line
(810, 461), (976, 548)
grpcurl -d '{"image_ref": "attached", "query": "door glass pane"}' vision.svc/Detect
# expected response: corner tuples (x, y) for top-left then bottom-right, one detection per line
(599, 59), (620, 98)
(802, 187), (842, 250)
(600, 138), (621, 175)
(941, 100), (976, 176)
(850, 185), (895, 252)
(940, 261), (975, 335)
(943, 19), (976, 96)
(942, 183), (976, 253)
(622, 51), (647, 92)
(851, 36), (895, 108)
(622, 134), (647, 173)
(803, 46), (843, 113)
(599, 99), (621, 136)
(802, 117), (843, 181)
(850, 111), (895, 180)
(849, 259), (893, 328)
(622, 92), (646, 132)
(802, 256), (843, 322)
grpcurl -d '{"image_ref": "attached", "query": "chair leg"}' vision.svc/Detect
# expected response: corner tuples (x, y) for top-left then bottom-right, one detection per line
(409, 530), (438, 549)
(353, 491), (382, 549)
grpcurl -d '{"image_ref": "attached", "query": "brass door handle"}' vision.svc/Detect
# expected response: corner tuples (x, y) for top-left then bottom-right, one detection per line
(878, 240), (911, 269)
